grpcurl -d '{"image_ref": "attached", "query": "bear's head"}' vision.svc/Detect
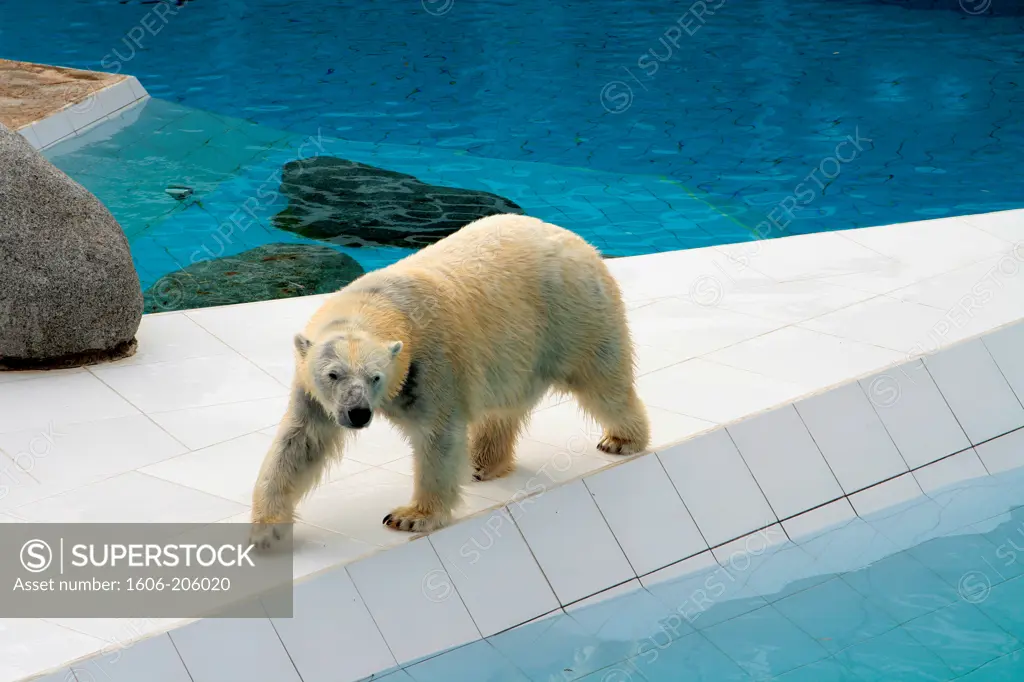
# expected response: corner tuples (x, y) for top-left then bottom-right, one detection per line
(293, 330), (403, 430)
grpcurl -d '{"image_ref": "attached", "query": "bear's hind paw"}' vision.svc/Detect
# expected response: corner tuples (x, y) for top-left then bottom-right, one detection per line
(472, 461), (515, 482)
(383, 506), (449, 533)
(597, 434), (646, 456)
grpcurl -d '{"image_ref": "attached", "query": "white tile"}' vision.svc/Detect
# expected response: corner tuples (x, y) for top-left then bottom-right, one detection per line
(346, 537), (480, 665)
(217, 510), (375, 580)
(726, 406), (843, 519)
(91, 355), (287, 413)
(639, 551), (751, 628)
(839, 217), (1009, 270)
(508, 480), (634, 605)
(710, 523), (790, 566)
(886, 254), (1024, 311)
(781, 498), (858, 543)
(0, 413), (186, 496)
(466, 437), (610, 503)
(639, 549), (718, 591)
(0, 372), (138, 434)
(564, 578), (681, 644)
(184, 294), (327, 359)
(126, 75), (148, 100)
(0, 454), (47, 511)
(794, 382), (909, 493)
(859, 361), (971, 468)
(98, 79), (139, 116)
(712, 278), (876, 324)
(983, 322), (1024, 405)
(815, 257), (957, 296)
(657, 429), (778, 547)
(584, 454), (708, 576)
(705, 326), (902, 389)
(270, 570), (397, 682)
(634, 342), (689, 376)
(519, 401), (605, 453)
(141, 432), (366, 505)
(70, 633), (192, 682)
(525, 400), (714, 456)
(17, 123), (43, 149)
(975, 427), (1024, 474)
(0, 618), (105, 682)
(31, 110), (75, 148)
(0, 365), (85, 385)
(18, 670), (74, 682)
(563, 578), (645, 612)
(644, 406), (718, 449)
(148, 395), (290, 451)
(429, 508), (559, 636)
(64, 94), (106, 133)
(109, 313), (237, 366)
(961, 209), (1024, 243)
(638, 358), (810, 425)
(925, 339), (1024, 444)
(379, 456), (415, 476)
(849, 474), (925, 517)
(607, 248), (774, 302)
(12, 471), (245, 523)
(627, 297), (784, 360)
(799, 295), (949, 354)
(300, 467), (494, 549)
(42, 616), (179, 644)
(346, 420), (414, 467)
(170, 617), (301, 682)
(716, 230), (894, 281)
(913, 449), (989, 495)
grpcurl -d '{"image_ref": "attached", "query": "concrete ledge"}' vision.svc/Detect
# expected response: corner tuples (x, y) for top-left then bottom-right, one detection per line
(0, 59), (148, 151)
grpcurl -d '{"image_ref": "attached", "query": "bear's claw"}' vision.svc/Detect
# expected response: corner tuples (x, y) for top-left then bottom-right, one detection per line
(597, 435), (644, 456)
(382, 506), (448, 533)
(249, 522), (286, 553)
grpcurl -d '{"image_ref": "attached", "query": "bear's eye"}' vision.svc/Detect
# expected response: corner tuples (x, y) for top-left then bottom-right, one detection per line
(328, 372), (339, 381)
(371, 373), (382, 385)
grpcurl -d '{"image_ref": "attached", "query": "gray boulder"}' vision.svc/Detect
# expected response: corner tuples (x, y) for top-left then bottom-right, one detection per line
(142, 243), (365, 313)
(0, 123), (142, 370)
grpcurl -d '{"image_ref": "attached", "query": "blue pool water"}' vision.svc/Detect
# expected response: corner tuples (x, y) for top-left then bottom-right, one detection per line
(389, 464), (1024, 681)
(2, 0), (1023, 291)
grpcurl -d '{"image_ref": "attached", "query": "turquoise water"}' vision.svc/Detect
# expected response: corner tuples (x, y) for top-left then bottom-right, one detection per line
(3, 0), (1023, 291)
(42, 98), (751, 292)
(391, 464), (1024, 681)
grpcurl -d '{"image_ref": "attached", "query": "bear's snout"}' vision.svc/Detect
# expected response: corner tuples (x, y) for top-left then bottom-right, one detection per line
(343, 405), (373, 429)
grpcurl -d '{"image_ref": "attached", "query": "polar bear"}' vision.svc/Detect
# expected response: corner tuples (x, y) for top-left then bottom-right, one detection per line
(250, 214), (650, 540)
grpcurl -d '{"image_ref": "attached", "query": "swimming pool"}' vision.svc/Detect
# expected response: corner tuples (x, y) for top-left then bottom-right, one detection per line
(391, 462), (1024, 681)
(3, 0), (1023, 306)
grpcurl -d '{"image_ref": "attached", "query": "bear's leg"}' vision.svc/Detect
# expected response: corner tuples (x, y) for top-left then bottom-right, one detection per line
(573, 385), (651, 455)
(564, 359), (651, 456)
(250, 390), (342, 549)
(470, 411), (529, 481)
(383, 419), (467, 533)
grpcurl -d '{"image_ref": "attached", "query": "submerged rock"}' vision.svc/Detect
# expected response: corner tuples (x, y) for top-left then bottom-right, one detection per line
(0, 123), (142, 370)
(270, 156), (524, 248)
(143, 243), (365, 313)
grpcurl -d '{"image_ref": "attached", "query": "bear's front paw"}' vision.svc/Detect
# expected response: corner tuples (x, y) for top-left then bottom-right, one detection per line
(383, 505), (449, 533)
(249, 519), (290, 553)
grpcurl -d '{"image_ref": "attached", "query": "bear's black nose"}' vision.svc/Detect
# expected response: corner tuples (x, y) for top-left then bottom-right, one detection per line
(346, 407), (372, 428)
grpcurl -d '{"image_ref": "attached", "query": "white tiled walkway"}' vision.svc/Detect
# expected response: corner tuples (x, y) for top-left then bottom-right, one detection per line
(0, 209), (1023, 680)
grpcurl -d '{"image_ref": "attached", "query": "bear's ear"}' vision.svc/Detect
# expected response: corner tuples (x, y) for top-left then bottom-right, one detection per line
(294, 333), (313, 358)
(387, 340), (403, 358)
